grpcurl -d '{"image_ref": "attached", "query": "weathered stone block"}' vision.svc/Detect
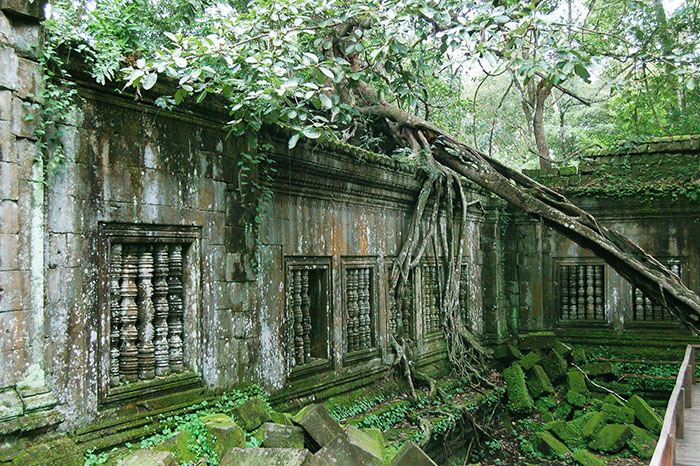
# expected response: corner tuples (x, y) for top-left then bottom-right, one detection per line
(220, 448), (319, 466)
(0, 234), (18, 271)
(390, 440), (437, 466)
(627, 424), (657, 459)
(571, 450), (606, 466)
(0, 46), (17, 90)
(544, 420), (585, 449)
(263, 422), (305, 449)
(589, 424), (631, 453)
(0, 90), (11, 121)
(11, 96), (37, 138)
(293, 403), (343, 448)
(540, 351), (567, 383)
(581, 412), (607, 439)
(0, 199), (18, 234)
(271, 411), (294, 426)
(233, 397), (272, 432)
(534, 431), (570, 458)
(199, 413), (245, 459)
(493, 344), (522, 362)
(0, 122), (14, 162)
(553, 401), (572, 420)
(5, 15), (41, 59)
(315, 426), (382, 466)
(154, 431), (198, 464)
(519, 349), (544, 371)
(566, 390), (587, 408)
(117, 450), (176, 466)
(603, 393), (625, 407)
(16, 57), (40, 101)
(628, 394), (662, 434)
(0, 387), (22, 421)
(0, 270), (25, 311)
(553, 340), (572, 359)
(527, 365), (554, 399)
(0, 161), (18, 200)
(566, 371), (589, 395)
(601, 402), (634, 424)
(581, 362), (620, 380)
(519, 332), (555, 350)
(504, 363), (534, 415)
(572, 347), (587, 364)
(0, 0), (47, 20)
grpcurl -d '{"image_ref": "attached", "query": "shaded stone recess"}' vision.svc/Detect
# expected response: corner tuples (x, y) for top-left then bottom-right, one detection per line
(508, 140), (700, 340)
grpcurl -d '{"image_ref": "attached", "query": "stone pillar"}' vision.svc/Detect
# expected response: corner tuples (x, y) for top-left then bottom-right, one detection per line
(0, 0), (61, 440)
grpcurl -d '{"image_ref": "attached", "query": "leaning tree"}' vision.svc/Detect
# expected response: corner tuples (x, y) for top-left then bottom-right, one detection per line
(47, 0), (700, 380)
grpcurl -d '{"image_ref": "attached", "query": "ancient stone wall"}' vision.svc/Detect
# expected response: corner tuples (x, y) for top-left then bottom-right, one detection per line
(509, 138), (700, 340)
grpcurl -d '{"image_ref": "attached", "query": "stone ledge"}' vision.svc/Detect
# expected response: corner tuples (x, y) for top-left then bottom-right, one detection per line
(0, 0), (46, 21)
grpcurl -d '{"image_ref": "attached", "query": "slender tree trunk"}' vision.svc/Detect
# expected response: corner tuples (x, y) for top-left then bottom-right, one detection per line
(534, 79), (553, 169)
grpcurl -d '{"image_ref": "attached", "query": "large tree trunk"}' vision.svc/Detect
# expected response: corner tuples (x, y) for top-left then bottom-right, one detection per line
(358, 99), (700, 333)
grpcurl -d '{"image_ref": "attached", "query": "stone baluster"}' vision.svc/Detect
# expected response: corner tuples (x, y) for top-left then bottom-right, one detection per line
(153, 245), (170, 376)
(291, 269), (304, 365)
(422, 267), (430, 333)
(568, 266), (577, 319)
(586, 265), (595, 319)
(137, 246), (156, 380)
(431, 267), (439, 332)
(459, 265), (468, 323)
(167, 244), (184, 372)
(561, 266), (570, 320)
(359, 268), (370, 349)
(402, 279), (412, 337)
(119, 245), (139, 382)
(634, 290), (644, 321)
(301, 270), (312, 364)
(109, 244), (122, 387)
(594, 266), (604, 320)
(347, 269), (358, 352)
(388, 287), (397, 336)
(577, 266), (585, 320)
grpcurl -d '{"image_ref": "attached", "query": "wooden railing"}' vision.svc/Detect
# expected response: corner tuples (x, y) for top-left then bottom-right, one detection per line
(649, 344), (698, 466)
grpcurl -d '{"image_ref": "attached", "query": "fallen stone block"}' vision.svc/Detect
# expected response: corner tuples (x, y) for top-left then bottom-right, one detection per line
(544, 420), (585, 449)
(603, 393), (626, 407)
(263, 422), (305, 449)
(553, 341), (572, 359)
(390, 440), (438, 466)
(581, 411), (607, 439)
(220, 448), (319, 466)
(571, 450), (606, 466)
(199, 413), (245, 459)
(627, 424), (657, 459)
(519, 350), (544, 371)
(553, 401), (573, 420)
(572, 347), (588, 365)
(117, 450), (176, 466)
(154, 431), (198, 464)
(494, 344), (523, 362)
(315, 426), (382, 465)
(503, 364), (534, 415)
(527, 365), (555, 399)
(566, 370), (590, 395)
(271, 411), (294, 426)
(540, 351), (568, 383)
(519, 332), (556, 350)
(293, 404), (344, 448)
(589, 424), (632, 453)
(581, 362), (620, 380)
(601, 402), (634, 424)
(534, 431), (571, 458)
(233, 397), (272, 432)
(566, 390), (587, 408)
(628, 395), (663, 434)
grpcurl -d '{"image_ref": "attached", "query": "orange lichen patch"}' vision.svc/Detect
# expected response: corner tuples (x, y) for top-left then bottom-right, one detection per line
(358, 219), (368, 255)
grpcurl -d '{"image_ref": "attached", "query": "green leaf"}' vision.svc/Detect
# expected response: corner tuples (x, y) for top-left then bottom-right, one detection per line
(142, 73), (157, 90)
(174, 56), (187, 68)
(687, 77), (696, 91)
(319, 94), (332, 109)
(574, 64), (590, 82)
(288, 133), (301, 149)
(302, 126), (322, 139)
(319, 67), (334, 80)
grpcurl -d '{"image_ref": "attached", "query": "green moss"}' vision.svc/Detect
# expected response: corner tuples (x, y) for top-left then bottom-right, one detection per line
(540, 351), (568, 383)
(153, 431), (198, 464)
(534, 431), (571, 458)
(527, 365), (555, 399)
(588, 424), (632, 453)
(627, 395), (663, 434)
(545, 420), (586, 449)
(601, 403), (635, 424)
(519, 350), (545, 371)
(504, 364), (535, 415)
(572, 347), (588, 365)
(566, 371), (590, 395)
(572, 449), (606, 466)
(566, 391), (588, 408)
(627, 424), (657, 459)
(581, 412), (607, 439)
(553, 401), (573, 421)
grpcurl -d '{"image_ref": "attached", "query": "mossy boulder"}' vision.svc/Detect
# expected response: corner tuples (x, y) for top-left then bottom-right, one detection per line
(581, 362), (620, 380)
(601, 403), (634, 424)
(553, 341), (572, 360)
(571, 450), (606, 466)
(553, 401), (573, 420)
(262, 422), (305, 449)
(588, 424), (632, 453)
(271, 412), (295, 426)
(627, 424), (657, 459)
(232, 397), (272, 432)
(581, 412), (607, 439)
(199, 413), (246, 460)
(519, 350), (545, 371)
(519, 332), (556, 350)
(527, 365), (555, 399)
(534, 431), (571, 458)
(540, 351), (568, 383)
(545, 420), (585, 449)
(566, 391), (588, 408)
(566, 371), (590, 395)
(154, 431), (198, 464)
(572, 347), (588, 365)
(117, 450), (176, 466)
(494, 344), (523, 363)
(602, 394), (626, 407)
(504, 364), (534, 415)
(628, 395), (663, 434)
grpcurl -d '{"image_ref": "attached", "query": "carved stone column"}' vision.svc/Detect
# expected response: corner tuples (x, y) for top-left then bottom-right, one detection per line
(137, 246), (156, 380)
(347, 269), (359, 352)
(120, 246), (139, 382)
(167, 244), (184, 372)
(561, 266), (569, 320)
(153, 245), (170, 376)
(301, 270), (311, 364)
(292, 270), (304, 365)
(109, 244), (122, 387)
